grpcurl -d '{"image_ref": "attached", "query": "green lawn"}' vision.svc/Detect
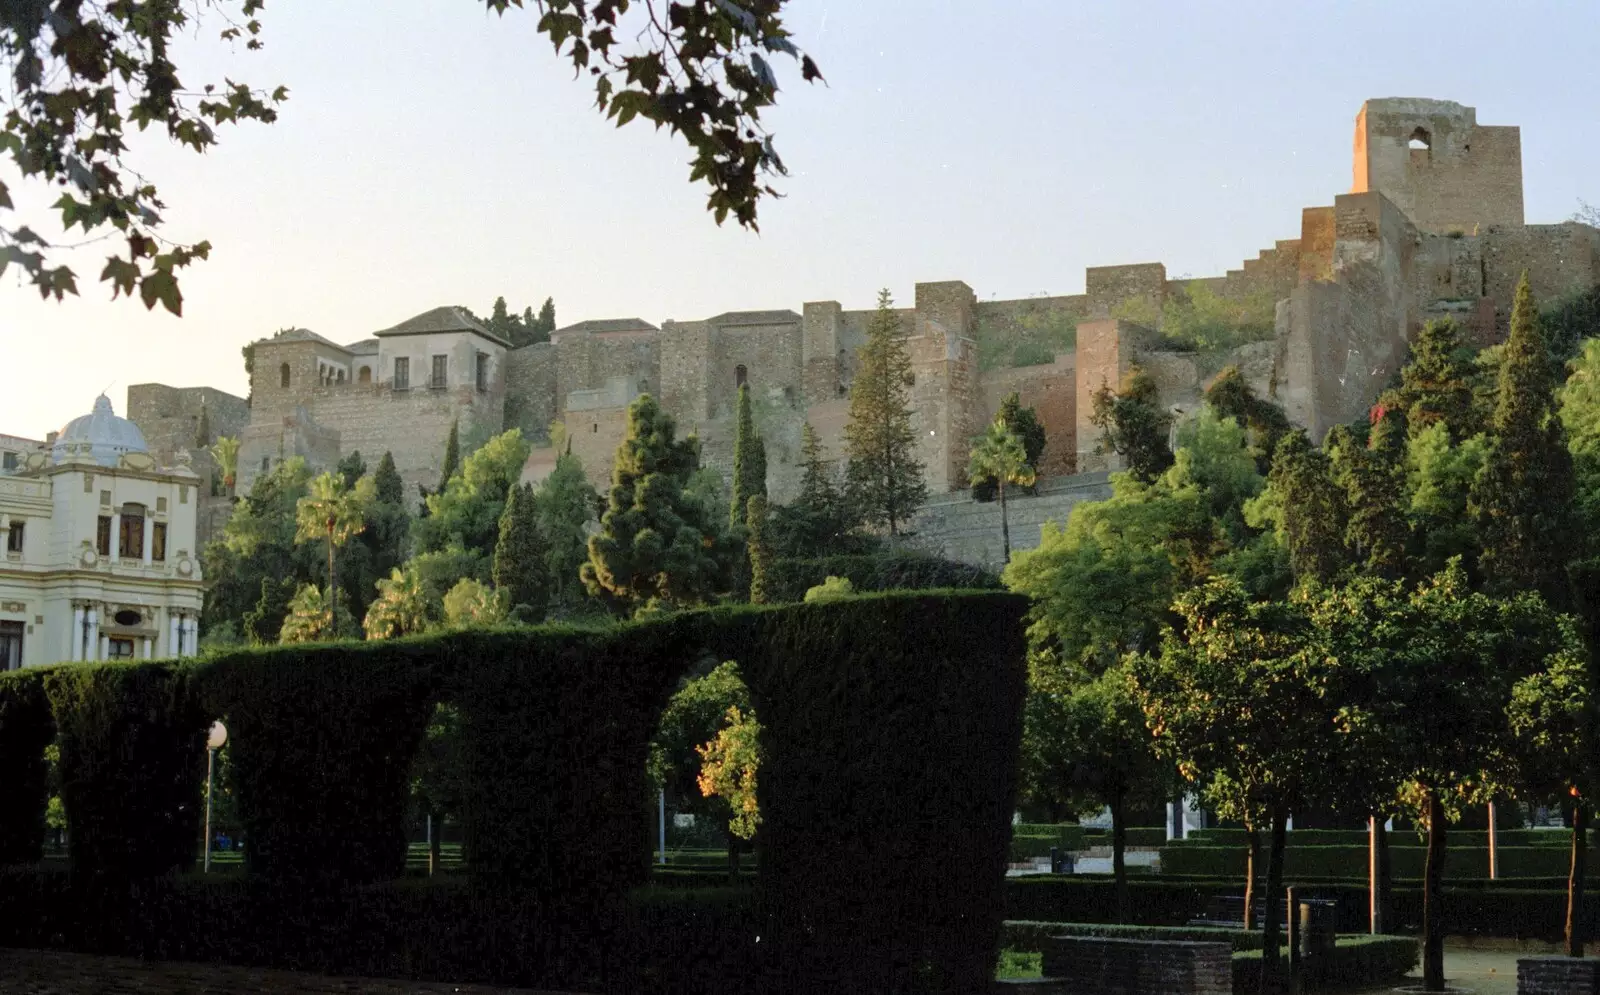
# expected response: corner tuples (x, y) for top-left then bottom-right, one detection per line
(996, 950), (1042, 979)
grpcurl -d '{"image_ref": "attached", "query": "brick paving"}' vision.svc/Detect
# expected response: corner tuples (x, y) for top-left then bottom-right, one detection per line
(0, 948), (590, 995)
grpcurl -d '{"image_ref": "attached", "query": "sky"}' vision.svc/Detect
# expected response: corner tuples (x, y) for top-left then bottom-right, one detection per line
(2, 0), (1597, 435)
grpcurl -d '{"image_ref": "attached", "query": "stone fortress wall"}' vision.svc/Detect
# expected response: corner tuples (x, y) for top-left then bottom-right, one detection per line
(128, 98), (1600, 570)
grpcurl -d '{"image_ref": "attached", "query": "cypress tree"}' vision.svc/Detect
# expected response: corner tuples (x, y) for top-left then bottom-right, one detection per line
(1473, 273), (1577, 609)
(494, 482), (547, 618)
(194, 404), (212, 449)
(1329, 413), (1408, 580)
(844, 289), (926, 536)
(535, 297), (556, 339)
(730, 384), (768, 527)
(582, 395), (729, 615)
(438, 419), (460, 495)
(1270, 430), (1348, 584)
(746, 495), (771, 604)
(374, 452), (404, 506)
(1394, 318), (1478, 441)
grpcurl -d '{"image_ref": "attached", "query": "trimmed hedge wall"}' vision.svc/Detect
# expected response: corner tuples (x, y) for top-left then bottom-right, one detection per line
(1085, 826), (1169, 847)
(1185, 827), (1584, 848)
(0, 667), (54, 864)
(1161, 843), (1593, 880)
(44, 662), (207, 882)
(195, 643), (438, 885)
(764, 553), (1001, 603)
(1002, 920), (1263, 952)
(1, 590), (1028, 995)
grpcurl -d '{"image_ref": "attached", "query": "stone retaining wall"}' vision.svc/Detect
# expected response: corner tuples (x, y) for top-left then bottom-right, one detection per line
(1519, 955), (1600, 994)
(1040, 935), (1232, 995)
(912, 472), (1114, 570)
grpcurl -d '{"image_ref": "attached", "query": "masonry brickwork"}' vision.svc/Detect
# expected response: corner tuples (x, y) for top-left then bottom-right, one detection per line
(130, 98), (1600, 569)
(1039, 935), (1232, 995)
(1518, 955), (1600, 995)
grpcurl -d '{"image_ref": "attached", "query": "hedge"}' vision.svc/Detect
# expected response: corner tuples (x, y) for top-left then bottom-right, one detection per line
(1231, 935), (1418, 992)
(1084, 826), (1169, 847)
(1002, 920), (1263, 952)
(0, 667), (54, 864)
(1010, 823), (1087, 861)
(44, 661), (207, 882)
(764, 552), (1000, 603)
(9, 590), (1027, 994)
(195, 641), (438, 885)
(1161, 843), (1593, 880)
(1185, 827), (1583, 848)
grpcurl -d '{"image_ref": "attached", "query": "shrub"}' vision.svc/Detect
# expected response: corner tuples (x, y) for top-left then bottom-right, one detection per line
(193, 642), (438, 885)
(44, 662), (208, 882)
(1083, 826), (1169, 847)
(1003, 920), (1262, 952)
(1010, 823), (1087, 861)
(766, 553), (1000, 603)
(1184, 827), (1583, 848)
(0, 667), (54, 864)
(1010, 341), (1056, 367)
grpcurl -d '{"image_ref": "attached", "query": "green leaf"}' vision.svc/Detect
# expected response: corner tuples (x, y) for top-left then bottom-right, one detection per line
(139, 270), (183, 316)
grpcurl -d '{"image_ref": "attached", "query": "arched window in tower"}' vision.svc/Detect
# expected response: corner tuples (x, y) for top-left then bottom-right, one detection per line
(280, 363), (291, 388)
(735, 364), (748, 389)
(1409, 127), (1432, 157)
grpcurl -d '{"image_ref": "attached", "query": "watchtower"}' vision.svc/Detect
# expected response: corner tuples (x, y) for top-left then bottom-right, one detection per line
(1351, 97), (1523, 234)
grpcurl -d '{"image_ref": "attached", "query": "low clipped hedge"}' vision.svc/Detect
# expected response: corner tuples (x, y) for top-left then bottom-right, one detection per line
(44, 661), (208, 882)
(1010, 823), (1087, 861)
(1231, 935), (1418, 992)
(1161, 843), (1592, 880)
(1185, 827), (1582, 848)
(1084, 826), (1169, 847)
(1003, 920), (1263, 952)
(764, 553), (1000, 603)
(0, 668), (54, 864)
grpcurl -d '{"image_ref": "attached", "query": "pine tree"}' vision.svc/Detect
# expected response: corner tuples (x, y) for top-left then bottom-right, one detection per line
(438, 419), (460, 495)
(770, 422), (856, 558)
(535, 451), (600, 609)
(581, 395), (731, 615)
(534, 297), (556, 340)
(487, 296), (523, 344)
(1394, 318), (1478, 440)
(844, 289), (926, 536)
(336, 450), (366, 489)
(972, 392), (1045, 500)
(1269, 430), (1348, 584)
(1090, 366), (1173, 482)
(493, 482), (547, 618)
(1472, 273), (1577, 609)
(730, 384), (768, 527)
(374, 451), (405, 506)
(1328, 414), (1408, 580)
(746, 495), (771, 604)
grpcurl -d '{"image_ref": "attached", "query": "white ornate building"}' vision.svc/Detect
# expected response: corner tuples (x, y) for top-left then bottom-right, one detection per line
(0, 396), (204, 669)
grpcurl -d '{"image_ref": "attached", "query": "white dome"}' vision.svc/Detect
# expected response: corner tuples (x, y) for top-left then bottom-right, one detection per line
(53, 395), (149, 467)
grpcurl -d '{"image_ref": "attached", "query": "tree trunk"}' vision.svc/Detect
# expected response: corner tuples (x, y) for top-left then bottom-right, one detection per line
(1244, 821), (1260, 931)
(1569, 800), (1588, 958)
(1260, 806), (1288, 995)
(428, 810), (442, 876)
(727, 831), (740, 883)
(998, 478), (1011, 562)
(1423, 790), (1447, 991)
(1376, 815), (1392, 934)
(326, 526), (337, 638)
(1112, 787), (1129, 924)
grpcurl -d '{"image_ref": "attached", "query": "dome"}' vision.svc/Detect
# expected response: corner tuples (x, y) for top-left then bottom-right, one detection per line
(52, 395), (149, 467)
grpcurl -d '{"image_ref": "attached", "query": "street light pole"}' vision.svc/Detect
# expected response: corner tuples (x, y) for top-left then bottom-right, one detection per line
(658, 788), (667, 865)
(204, 745), (215, 873)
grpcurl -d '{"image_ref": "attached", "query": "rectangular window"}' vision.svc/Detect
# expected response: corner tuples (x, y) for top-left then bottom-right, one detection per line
(152, 522), (167, 562)
(97, 516), (112, 557)
(430, 355), (448, 389)
(393, 357), (410, 390)
(100, 490), (111, 507)
(156, 497), (167, 513)
(6, 521), (22, 554)
(108, 637), (135, 660)
(84, 475), (94, 493)
(1, 452), (16, 471)
(475, 352), (489, 392)
(0, 621), (22, 671)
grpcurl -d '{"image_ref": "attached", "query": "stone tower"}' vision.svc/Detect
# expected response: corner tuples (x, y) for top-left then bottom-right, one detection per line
(1351, 97), (1523, 234)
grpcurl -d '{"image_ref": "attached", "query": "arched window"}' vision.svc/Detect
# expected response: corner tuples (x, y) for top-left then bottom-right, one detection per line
(1409, 127), (1432, 152)
(280, 363), (291, 388)
(358, 366), (372, 384)
(336, 369), (346, 384)
(735, 364), (748, 388)
(119, 503), (146, 559)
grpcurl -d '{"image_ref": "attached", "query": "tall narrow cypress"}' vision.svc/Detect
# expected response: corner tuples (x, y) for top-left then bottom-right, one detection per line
(730, 384), (767, 527)
(438, 419), (461, 495)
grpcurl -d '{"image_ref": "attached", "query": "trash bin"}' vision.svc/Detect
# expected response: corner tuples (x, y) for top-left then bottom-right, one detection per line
(1298, 899), (1338, 975)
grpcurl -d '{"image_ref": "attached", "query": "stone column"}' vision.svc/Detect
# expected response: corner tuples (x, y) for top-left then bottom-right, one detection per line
(86, 609), (100, 661)
(98, 634), (109, 661)
(143, 637), (153, 659)
(169, 614), (180, 657)
(142, 516), (152, 566)
(71, 605), (84, 662)
(110, 512), (121, 560)
(184, 616), (198, 657)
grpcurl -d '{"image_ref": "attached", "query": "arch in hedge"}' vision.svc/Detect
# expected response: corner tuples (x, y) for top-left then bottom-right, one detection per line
(0, 591), (1029, 993)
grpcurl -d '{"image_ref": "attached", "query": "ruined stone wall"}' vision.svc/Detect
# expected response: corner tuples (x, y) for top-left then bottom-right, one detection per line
(127, 384), (250, 462)
(977, 357), (1077, 477)
(238, 405), (342, 494)
(1353, 98), (1523, 235)
(1482, 223), (1600, 312)
(1074, 319), (1142, 471)
(1087, 263), (1168, 318)
(556, 331), (660, 411)
(910, 472), (1114, 570)
(707, 321), (803, 421)
(909, 315), (978, 495)
(659, 321), (712, 422)
(801, 301), (844, 405)
(248, 339), (334, 425)
(503, 342), (558, 444)
(567, 406), (630, 493)
(1299, 207), (1337, 282)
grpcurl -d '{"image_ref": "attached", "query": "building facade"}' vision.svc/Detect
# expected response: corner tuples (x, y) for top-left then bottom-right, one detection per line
(0, 396), (205, 669)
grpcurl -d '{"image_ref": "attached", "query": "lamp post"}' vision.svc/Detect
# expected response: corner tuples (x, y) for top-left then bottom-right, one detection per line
(204, 721), (227, 873)
(658, 788), (667, 865)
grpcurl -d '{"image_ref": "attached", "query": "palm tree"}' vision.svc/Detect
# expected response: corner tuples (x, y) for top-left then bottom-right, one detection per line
(966, 419), (1037, 562)
(294, 472), (373, 638)
(210, 436), (241, 497)
(364, 567), (432, 639)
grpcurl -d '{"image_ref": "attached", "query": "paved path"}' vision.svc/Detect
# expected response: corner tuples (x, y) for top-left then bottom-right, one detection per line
(0, 949), (589, 995)
(1352, 947), (1525, 994)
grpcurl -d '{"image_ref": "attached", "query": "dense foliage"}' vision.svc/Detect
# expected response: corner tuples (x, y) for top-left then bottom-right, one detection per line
(845, 289), (927, 535)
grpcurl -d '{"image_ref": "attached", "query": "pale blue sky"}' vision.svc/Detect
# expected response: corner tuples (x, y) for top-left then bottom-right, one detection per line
(2, 0), (1596, 434)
